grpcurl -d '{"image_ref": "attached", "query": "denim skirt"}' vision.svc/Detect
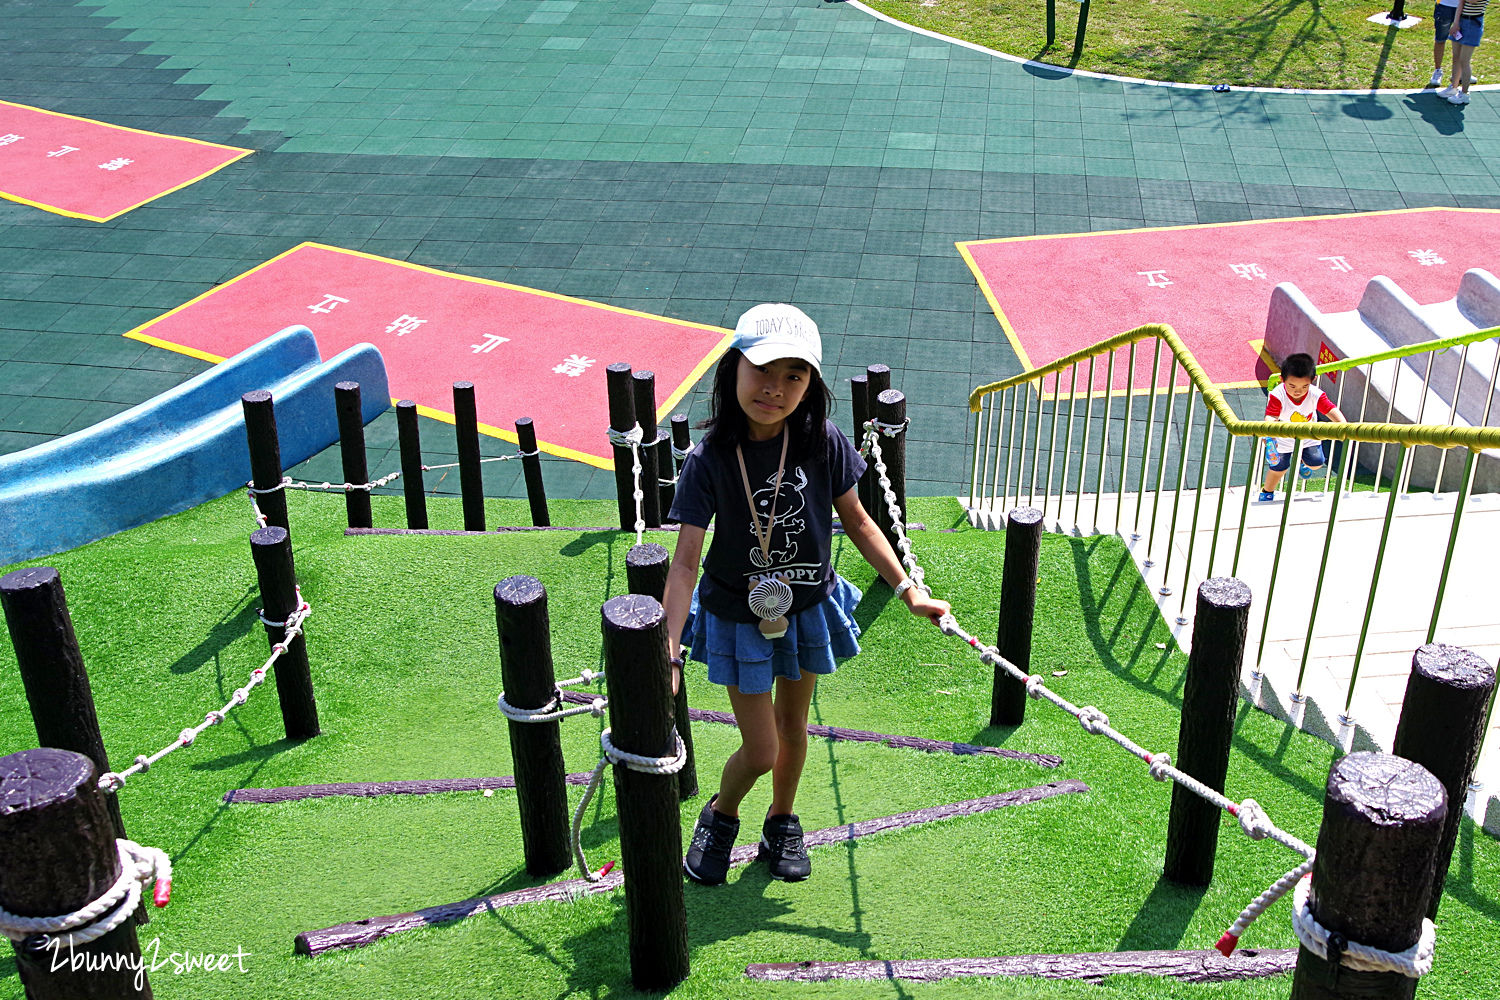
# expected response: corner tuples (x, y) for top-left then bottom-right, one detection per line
(683, 575), (863, 695)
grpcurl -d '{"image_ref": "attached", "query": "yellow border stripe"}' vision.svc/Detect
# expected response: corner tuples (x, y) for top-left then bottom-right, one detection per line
(123, 242), (733, 470)
(0, 99), (252, 222)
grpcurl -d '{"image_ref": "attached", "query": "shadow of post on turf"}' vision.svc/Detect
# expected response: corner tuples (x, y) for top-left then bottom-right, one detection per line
(1115, 874), (1210, 950)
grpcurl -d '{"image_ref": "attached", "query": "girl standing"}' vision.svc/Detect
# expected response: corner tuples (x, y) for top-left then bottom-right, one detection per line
(664, 303), (950, 886)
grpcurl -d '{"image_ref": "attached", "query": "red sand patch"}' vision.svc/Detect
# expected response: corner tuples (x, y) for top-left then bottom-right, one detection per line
(0, 100), (250, 222)
(960, 208), (1500, 393)
(124, 243), (733, 469)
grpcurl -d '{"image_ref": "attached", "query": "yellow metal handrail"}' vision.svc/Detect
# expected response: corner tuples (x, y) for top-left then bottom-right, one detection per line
(969, 323), (1500, 452)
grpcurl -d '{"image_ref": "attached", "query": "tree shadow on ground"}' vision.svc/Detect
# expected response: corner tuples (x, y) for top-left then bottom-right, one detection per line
(1118, 0), (1344, 87)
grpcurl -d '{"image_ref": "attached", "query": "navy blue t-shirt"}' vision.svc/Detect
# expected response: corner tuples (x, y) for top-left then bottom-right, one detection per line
(669, 421), (866, 623)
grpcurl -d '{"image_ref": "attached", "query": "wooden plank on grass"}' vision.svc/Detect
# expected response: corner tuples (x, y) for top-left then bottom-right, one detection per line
(745, 947), (1298, 984)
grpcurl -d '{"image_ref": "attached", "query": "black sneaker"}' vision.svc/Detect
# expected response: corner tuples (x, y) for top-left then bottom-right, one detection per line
(683, 796), (738, 885)
(758, 813), (811, 881)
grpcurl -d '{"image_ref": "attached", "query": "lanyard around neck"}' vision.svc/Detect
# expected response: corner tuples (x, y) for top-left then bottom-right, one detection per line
(736, 433), (789, 565)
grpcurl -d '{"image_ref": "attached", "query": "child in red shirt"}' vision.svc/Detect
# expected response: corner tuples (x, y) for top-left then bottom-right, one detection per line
(1259, 352), (1348, 502)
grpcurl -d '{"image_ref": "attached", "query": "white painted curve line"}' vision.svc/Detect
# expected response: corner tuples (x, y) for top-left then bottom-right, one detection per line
(844, 0), (1497, 96)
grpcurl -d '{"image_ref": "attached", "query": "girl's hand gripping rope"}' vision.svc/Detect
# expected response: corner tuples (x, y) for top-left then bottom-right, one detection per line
(904, 589), (950, 624)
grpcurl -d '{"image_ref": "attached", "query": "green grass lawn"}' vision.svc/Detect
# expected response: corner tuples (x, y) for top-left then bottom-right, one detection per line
(862, 0), (1490, 90)
(2, 493), (1497, 998)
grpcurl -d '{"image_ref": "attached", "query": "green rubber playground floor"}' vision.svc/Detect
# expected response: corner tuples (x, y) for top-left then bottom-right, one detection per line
(2, 0), (1497, 499)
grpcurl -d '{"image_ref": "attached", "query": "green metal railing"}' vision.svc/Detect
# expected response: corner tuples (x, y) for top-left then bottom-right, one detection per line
(968, 322), (1500, 741)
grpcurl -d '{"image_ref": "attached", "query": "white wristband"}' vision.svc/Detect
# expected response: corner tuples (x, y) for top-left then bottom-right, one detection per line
(893, 577), (916, 598)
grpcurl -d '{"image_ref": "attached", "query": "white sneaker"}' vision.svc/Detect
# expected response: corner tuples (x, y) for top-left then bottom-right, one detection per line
(1429, 68), (1444, 87)
(1448, 91), (1470, 105)
(1437, 85), (1459, 98)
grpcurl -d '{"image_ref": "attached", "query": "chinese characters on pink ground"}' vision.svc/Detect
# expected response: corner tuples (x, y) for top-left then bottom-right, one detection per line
(0, 100), (249, 221)
(124, 243), (732, 468)
(960, 208), (1500, 393)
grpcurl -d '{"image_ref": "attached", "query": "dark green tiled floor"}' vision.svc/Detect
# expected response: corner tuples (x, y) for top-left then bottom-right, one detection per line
(2, 0), (1496, 500)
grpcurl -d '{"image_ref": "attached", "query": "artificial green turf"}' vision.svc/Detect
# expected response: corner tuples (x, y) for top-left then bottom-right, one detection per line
(1, 494), (1497, 998)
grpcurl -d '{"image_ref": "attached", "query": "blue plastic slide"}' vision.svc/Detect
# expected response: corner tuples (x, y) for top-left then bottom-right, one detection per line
(0, 326), (388, 566)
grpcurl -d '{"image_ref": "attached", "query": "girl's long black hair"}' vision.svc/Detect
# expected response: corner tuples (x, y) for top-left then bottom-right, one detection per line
(697, 349), (834, 467)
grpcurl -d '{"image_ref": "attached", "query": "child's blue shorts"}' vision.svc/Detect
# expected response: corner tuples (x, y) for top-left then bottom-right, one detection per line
(683, 575), (863, 695)
(1267, 442), (1326, 472)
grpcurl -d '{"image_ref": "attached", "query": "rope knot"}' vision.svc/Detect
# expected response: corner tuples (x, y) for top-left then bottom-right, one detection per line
(178, 729), (196, 747)
(1077, 707), (1109, 735)
(1237, 798), (1273, 840)
(1148, 753), (1173, 781)
(1025, 674), (1045, 699)
(606, 424), (645, 448)
(589, 697), (607, 717)
(204, 710), (224, 726)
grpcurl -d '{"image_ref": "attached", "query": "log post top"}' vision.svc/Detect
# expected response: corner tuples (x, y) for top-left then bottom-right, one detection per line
(1412, 644), (1495, 689)
(626, 543), (669, 570)
(602, 594), (664, 632)
(0, 566), (61, 594)
(1327, 752), (1446, 826)
(496, 575), (545, 607)
(1007, 507), (1044, 527)
(1197, 577), (1252, 610)
(251, 525), (289, 547)
(0, 748), (92, 817)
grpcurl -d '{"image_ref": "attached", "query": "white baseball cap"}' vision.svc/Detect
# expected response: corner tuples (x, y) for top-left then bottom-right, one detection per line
(733, 303), (821, 375)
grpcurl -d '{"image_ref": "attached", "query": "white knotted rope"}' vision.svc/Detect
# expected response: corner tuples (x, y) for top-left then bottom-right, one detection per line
(497, 669), (608, 724)
(861, 423), (1333, 960)
(99, 591), (312, 794)
(418, 450), (538, 473)
(860, 421), (928, 598)
(244, 447), (541, 503)
(606, 424), (648, 546)
(572, 728), (687, 882)
(0, 839), (172, 948)
(1292, 874), (1437, 977)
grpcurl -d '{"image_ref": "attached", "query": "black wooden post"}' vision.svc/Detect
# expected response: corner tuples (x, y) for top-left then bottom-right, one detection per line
(0, 748), (151, 999)
(1392, 643), (1496, 919)
(241, 390), (288, 535)
(625, 543), (697, 800)
(990, 507), (1043, 727)
(632, 370), (662, 529)
(0, 568), (128, 844)
(663, 413), (690, 521)
(872, 388), (907, 552)
(334, 381), (373, 529)
(515, 417), (550, 527)
(851, 372), (870, 512)
(495, 576), (570, 877)
(396, 400), (428, 530)
(1290, 752), (1446, 1000)
(607, 362), (638, 533)
(453, 381), (485, 532)
(249, 526), (319, 740)
(1165, 577), (1252, 886)
(601, 594), (689, 991)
